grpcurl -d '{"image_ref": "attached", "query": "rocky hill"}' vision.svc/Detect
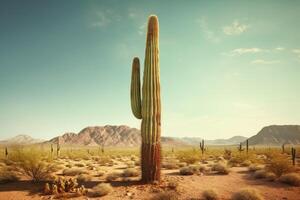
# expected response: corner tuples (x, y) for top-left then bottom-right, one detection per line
(48, 125), (187, 147)
(247, 125), (300, 145)
(0, 134), (44, 145)
(178, 136), (247, 146)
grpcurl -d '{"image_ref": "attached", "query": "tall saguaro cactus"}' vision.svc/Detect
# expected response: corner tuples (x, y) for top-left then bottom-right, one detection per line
(130, 15), (161, 183)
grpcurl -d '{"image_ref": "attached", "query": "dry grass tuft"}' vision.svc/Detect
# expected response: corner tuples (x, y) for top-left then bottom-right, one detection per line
(232, 188), (264, 200)
(63, 168), (87, 176)
(179, 166), (195, 175)
(248, 164), (264, 172)
(106, 172), (122, 182)
(211, 163), (230, 175)
(253, 170), (267, 179)
(279, 173), (300, 186)
(122, 168), (139, 177)
(202, 189), (218, 200)
(266, 156), (293, 177)
(76, 174), (92, 183)
(90, 183), (113, 197)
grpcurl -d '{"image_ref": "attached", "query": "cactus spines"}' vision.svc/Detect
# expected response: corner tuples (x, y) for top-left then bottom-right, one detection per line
(200, 139), (205, 155)
(291, 147), (296, 166)
(130, 15), (161, 183)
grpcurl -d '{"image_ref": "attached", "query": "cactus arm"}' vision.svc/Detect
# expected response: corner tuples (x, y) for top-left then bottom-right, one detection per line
(130, 57), (142, 119)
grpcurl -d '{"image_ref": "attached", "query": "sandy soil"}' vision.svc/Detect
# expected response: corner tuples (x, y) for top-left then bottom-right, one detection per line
(0, 163), (299, 200)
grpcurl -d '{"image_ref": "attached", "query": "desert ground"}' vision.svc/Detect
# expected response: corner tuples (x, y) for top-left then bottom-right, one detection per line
(0, 146), (299, 200)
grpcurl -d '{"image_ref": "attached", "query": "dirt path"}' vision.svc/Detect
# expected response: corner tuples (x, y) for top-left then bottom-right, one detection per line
(0, 167), (299, 200)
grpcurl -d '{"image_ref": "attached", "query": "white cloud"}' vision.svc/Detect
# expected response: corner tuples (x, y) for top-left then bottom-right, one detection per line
(198, 18), (220, 43)
(292, 49), (300, 54)
(292, 49), (300, 61)
(275, 47), (285, 51)
(91, 10), (120, 28)
(223, 20), (249, 35)
(138, 22), (146, 35)
(225, 48), (266, 56)
(251, 59), (280, 65)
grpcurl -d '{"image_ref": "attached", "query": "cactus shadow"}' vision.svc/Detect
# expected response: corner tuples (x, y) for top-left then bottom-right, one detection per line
(83, 180), (144, 188)
(0, 180), (43, 195)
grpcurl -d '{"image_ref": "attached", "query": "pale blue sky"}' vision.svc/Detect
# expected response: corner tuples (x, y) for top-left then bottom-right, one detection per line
(0, 0), (299, 140)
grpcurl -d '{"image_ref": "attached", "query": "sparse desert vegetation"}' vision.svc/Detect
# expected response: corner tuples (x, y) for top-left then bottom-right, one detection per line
(0, 4), (300, 200)
(0, 144), (299, 199)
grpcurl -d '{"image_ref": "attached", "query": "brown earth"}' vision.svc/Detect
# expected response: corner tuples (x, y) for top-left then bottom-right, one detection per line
(0, 162), (299, 200)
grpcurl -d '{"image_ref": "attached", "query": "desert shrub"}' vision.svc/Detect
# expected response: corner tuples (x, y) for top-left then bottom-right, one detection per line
(176, 151), (200, 164)
(266, 157), (293, 177)
(106, 172), (121, 181)
(179, 165), (200, 175)
(135, 160), (140, 166)
(151, 191), (179, 200)
(74, 163), (85, 167)
(265, 172), (276, 182)
(232, 188), (264, 200)
(90, 183), (113, 197)
(126, 161), (135, 168)
(179, 166), (194, 175)
(253, 170), (267, 179)
(8, 148), (57, 182)
(65, 163), (73, 168)
(63, 168), (86, 176)
(202, 189), (218, 200)
(178, 162), (187, 167)
(76, 174), (92, 183)
(167, 180), (179, 190)
(279, 173), (300, 186)
(122, 168), (139, 177)
(163, 162), (179, 169)
(211, 163), (230, 175)
(0, 168), (19, 184)
(96, 170), (106, 177)
(189, 165), (201, 173)
(241, 160), (252, 167)
(248, 164), (264, 172)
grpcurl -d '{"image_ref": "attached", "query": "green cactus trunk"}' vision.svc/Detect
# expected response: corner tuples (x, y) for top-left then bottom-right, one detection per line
(130, 15), (161, 183)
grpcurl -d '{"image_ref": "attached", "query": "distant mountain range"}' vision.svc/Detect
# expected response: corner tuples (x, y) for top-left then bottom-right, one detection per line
(179, 136), (247, 146)
(1, 125), (299, 146)
(0, 134), (44, 145)
(247, 125), (300, 145)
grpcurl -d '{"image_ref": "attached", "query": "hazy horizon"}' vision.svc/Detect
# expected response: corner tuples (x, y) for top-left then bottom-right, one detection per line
(1, 0), (300, 141)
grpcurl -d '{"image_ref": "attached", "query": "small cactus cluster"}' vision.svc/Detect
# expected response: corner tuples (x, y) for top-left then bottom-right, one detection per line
(44, 177), (87, 196)
(200, 139), (205, 155)
(291, 147), (296, 166)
